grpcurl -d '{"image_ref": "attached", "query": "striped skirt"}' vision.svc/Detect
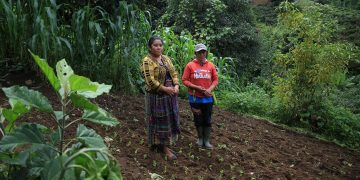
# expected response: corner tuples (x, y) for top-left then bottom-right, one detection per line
(145, 92), (180, 146)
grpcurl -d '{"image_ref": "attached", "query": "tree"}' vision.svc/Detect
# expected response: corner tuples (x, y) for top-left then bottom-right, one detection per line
(272, 1), (356, 125)
(160, 0), (260, 77)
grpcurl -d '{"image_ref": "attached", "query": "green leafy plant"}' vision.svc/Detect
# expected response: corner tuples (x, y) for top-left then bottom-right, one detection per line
(273, 1), (355, 124)
(0, 51), (122, 179)
(0, 0), (151, 93)
(160, 0), (260, 79)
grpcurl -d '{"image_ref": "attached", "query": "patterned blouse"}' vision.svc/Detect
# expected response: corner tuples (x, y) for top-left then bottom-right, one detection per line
(141, 54), (179, 92)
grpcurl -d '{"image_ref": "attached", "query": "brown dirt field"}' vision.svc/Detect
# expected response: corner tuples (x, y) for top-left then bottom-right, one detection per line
(1, 72), (359, 179)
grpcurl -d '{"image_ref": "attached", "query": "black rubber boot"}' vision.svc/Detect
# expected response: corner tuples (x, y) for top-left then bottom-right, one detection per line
(196, 126), (203, 147)
(203, 127), (213, 149)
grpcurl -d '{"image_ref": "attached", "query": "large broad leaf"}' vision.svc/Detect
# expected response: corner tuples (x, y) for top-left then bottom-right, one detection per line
(1, 144), (57, 170)
(0, 123), (47, 151)
(78, 82), (112, 99)
(28, 144), (60, 177)
(72, 151), (106, 179)
(76, 124), (106, 148)
(69, 74), (111, 98)
(2, 86), (53, 113)
(69, 93), (98, 111)
(41, 155), (68, 180)
(30, 51), (61, 91)
(56, 59), (74, 97)
(0, 151), (28, 166)
(82, 108), (119, 127)
(69, 74), (97, 92)
(2, 100), (31, 132)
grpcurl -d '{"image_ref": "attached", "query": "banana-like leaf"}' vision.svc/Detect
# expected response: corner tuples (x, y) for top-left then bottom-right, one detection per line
(82, 108), (119, 127)
(69, 93), (98, 111)
(77, 124), (106, 148)
(30, 51), (61, 91)
(0, 123), (47, 151)
(2, 86), (53, 113)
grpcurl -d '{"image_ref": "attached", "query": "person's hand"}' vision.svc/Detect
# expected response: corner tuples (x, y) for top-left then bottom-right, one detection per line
(204, 89), (212, 96)
(174, 85), (179, 94)
(164, 86), (176, 96)
(196, 86), (206, 93)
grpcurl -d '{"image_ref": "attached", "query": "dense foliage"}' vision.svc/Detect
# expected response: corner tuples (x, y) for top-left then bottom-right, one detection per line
(0, 0), (151, 93)
(219, 0), (360, 149)
(160, 0), (260, 78)
(1, 0), (359, 161)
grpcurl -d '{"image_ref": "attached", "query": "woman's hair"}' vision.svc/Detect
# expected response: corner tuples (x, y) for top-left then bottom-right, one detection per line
(148, 36), (163, 50)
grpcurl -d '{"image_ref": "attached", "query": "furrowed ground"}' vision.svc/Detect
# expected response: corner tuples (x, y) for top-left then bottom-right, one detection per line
(1, 72), (359, 179)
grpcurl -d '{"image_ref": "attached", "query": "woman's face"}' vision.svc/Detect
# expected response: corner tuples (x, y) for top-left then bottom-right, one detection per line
(195, 50), (207, 61)
(149, 39), (163, 57)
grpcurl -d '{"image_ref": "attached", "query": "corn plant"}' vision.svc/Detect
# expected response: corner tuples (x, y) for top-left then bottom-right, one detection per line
(0, 0), (151, 93)
(108, 1), (151, 92)
(0, 0), (31, 65)
(0, 51), (122, 179)
(30, 0), (72, 64)
(158, 28), (195, 76)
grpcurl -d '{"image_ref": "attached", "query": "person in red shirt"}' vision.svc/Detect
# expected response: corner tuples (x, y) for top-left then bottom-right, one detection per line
(182, 44), (218, 149)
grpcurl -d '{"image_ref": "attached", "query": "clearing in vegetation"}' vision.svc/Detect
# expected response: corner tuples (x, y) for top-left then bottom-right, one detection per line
(0, 72), (359, 179)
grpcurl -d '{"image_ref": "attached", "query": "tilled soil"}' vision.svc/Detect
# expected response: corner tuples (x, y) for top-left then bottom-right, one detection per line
(1, 72), (359, 179)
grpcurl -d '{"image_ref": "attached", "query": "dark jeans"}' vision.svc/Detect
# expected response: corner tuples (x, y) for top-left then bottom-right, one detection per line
(190, 103), (213, 127)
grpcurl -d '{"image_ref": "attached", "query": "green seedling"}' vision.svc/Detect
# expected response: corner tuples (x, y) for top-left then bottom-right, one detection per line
(126, 141), (132, 147)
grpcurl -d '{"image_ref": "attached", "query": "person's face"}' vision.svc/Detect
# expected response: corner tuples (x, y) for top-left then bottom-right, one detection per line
(150, 39), (163, 57)
(195, 50), (207, 61)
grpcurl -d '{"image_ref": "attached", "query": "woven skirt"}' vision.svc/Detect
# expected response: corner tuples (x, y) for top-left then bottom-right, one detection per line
(145, 92), (180, 146)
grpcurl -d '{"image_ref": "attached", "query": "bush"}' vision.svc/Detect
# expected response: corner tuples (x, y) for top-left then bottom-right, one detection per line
(218, 84), (278, 118)
(273, 0), (355, 122)
(322, 102), (360, 149)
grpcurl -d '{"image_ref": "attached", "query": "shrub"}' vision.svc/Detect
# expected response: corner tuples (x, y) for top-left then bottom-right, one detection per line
(273, 0), (356, 123)
(0, 52), (122, 179)
(218, 84), (278, 118)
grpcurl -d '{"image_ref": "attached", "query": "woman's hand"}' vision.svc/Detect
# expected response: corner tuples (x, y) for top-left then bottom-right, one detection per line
(195, 85), (206, 93)
(174, 85), (179, 94)
(204, 89), (212, 96)
(163, 86), (176, 96)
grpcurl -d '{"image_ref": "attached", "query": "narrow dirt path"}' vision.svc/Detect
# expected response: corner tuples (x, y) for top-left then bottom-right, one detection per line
(1, 72), (359, 179)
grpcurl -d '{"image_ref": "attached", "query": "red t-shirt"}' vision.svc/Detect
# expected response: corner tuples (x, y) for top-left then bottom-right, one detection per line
(182, 59), (218, 97)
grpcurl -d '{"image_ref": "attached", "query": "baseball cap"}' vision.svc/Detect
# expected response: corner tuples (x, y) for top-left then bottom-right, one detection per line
(195, 44), (207, 52)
